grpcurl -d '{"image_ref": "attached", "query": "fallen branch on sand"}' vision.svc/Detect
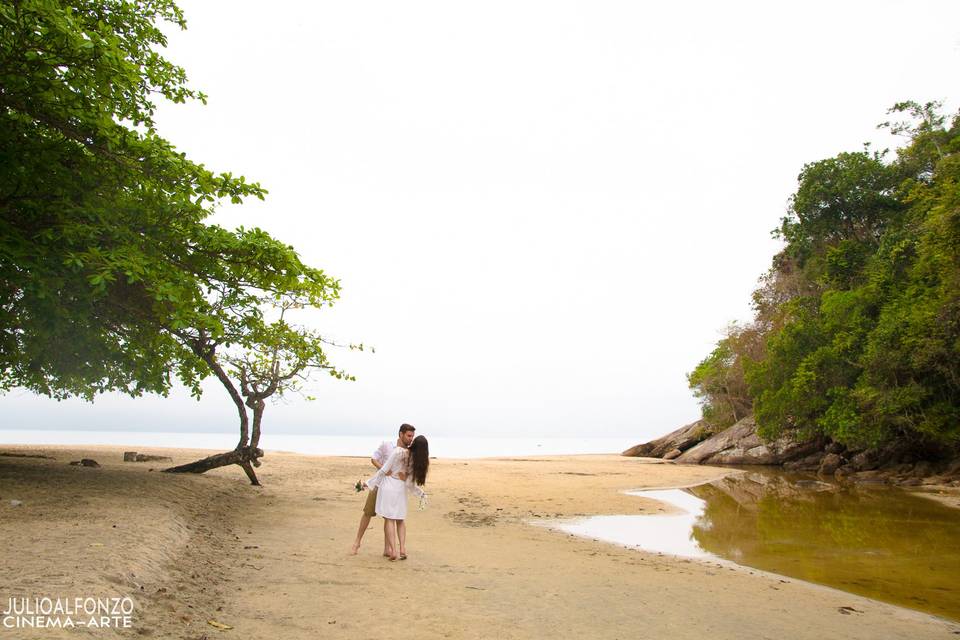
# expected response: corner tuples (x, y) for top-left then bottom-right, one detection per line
(163, 446), (265, 486)
(0, 452), (55, 459)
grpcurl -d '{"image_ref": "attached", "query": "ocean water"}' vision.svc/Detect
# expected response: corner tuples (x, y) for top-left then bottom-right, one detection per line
(0, 429), (636, 459)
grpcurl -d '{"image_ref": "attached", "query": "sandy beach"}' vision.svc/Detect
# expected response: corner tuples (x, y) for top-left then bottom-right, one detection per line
(1, 444), (957, 639)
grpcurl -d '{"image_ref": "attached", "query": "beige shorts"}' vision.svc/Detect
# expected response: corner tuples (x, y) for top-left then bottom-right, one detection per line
(362, 486), (378, 517)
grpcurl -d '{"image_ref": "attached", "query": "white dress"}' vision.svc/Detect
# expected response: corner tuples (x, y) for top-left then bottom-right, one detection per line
(366, 447), (425, 520)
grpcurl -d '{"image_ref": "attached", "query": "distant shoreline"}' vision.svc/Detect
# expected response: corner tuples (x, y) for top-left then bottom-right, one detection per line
(0, 429), (641, 459)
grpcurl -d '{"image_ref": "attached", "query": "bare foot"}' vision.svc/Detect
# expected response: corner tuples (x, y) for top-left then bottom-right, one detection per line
(349, 544), (360, 555)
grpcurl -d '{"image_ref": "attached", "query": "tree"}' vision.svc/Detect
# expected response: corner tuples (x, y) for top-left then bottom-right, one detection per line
(691, 101), (960, 451)
(777, 150), (904, 276)
(163, 270), (359, 485)
(687, 322), (759, 428)
(0, 0), (263, 397)
(1, 1), (356, 482)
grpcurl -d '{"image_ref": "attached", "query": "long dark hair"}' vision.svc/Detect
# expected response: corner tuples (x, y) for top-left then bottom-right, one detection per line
(408, 435), (429, 486)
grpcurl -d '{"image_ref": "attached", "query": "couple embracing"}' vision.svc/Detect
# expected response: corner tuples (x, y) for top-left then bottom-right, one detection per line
(350, 424), (429, 561)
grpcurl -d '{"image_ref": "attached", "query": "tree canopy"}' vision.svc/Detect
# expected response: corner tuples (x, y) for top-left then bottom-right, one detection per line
(0, 1), (340, 405)
(689, 101), (960, 449)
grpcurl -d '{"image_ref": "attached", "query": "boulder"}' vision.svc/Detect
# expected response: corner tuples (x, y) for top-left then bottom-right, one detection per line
(849, 451), (878, 472)
(943, 458), (960, 477)
(818, 453), (843, 476)
(673, 419), (757, 464)
(825, 442), (846, 455)
(622, 419), (716, 458)
(123, 451), (138, 462)
(674, 417), (825, 466)
(627, 416), (956, 476)
(912, 460), (934, 478)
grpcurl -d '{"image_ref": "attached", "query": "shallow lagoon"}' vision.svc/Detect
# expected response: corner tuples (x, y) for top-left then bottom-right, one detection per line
(549, 470), (960, 620)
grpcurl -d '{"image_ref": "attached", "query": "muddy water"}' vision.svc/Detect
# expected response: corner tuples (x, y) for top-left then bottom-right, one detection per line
(550, 471), (960, 620)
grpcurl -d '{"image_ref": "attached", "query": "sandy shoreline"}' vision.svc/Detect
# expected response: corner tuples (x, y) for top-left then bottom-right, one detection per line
(1, 443), (957, 639)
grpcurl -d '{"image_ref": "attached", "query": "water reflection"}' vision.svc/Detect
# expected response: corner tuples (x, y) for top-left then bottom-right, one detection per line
(553, 490), (712, 558)
(548, 471), (960, 620)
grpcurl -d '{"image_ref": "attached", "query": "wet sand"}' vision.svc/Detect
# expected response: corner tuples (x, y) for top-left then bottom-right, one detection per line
(1, 444), (957, 639)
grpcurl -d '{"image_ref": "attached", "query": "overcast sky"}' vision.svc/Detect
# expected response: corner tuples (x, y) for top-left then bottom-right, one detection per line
(5, 0), (960, 441)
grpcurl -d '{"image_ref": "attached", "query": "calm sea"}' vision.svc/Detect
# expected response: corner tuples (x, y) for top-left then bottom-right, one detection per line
(0, 429), (636, 459)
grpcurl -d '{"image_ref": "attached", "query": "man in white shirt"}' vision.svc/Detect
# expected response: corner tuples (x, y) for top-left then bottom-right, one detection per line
(349, 424), (417, 555)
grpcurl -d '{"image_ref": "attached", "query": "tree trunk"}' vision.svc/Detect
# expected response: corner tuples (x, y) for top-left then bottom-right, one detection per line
(250, 399), (265, 451)
(194, 349), (256, 451)
(163, 447), (264, 486)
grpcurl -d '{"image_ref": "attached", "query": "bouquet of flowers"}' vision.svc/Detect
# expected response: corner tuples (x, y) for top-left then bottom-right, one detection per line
(355, 480), (363, 492)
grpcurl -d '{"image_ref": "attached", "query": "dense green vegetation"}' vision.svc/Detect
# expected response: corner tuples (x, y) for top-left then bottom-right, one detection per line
(0, 2), (354, 477)
(688, 102), (960, 449)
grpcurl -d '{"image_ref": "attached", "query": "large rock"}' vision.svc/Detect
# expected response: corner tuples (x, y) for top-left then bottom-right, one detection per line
(818, 453), (843, 476)
(849, 451), (878, 472)
(627, 415), (957, 480)
(675, 417), (825, 466)
(621, 419), (716, 458)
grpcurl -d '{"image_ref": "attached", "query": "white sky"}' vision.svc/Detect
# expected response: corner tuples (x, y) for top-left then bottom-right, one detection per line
(6, 0), (960, 441)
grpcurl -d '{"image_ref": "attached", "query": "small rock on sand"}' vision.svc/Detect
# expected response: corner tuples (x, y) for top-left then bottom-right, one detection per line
(69, 459), (101, 468)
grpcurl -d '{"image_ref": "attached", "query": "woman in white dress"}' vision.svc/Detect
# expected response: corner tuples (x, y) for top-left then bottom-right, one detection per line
(364, 435), (429, 560)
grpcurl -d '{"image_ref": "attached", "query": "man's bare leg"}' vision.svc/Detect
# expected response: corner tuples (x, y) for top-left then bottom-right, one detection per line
(349, 513), (373, 555)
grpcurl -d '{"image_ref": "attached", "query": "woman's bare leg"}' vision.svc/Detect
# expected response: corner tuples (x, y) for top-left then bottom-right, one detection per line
(397, 520), (407, 558)
(384, 519), (399, 560)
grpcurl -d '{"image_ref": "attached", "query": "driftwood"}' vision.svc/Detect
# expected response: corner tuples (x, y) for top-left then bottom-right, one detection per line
(163, 447), (264, 486)
(0, 452), (55, 459)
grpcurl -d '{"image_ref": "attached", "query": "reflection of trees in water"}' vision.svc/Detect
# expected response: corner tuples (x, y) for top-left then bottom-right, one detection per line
(684, 471), (960, 618)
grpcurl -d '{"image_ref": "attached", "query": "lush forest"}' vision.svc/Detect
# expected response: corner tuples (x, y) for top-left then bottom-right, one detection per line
(688, 102), (960, 450)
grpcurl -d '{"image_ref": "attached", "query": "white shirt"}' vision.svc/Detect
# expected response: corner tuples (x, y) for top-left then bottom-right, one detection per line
(372, 440), (394, 467)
